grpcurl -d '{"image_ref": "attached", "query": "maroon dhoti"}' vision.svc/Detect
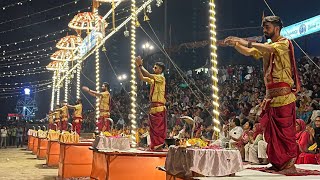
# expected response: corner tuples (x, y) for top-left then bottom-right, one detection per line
(260, 102), (297, 170)
(97, 116), (110, 132)
(72, 118), (82, 135)
(60, 120), (68, 131)
(48, 123), (55, 130)
(149, 111), (167, 149)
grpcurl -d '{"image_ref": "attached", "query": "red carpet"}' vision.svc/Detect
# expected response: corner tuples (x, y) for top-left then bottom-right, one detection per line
(248, 167), (320, 176)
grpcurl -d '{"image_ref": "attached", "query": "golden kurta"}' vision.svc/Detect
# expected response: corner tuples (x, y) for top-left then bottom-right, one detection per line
(73, 104), (83, 118)
(60, 106), (69, 121)
(48, 113), (54, 123)
(145, 74), (166, 114)
(99, 91), (110, 117)
(53, 110), (60, 121)
(250, 38), (296, 107)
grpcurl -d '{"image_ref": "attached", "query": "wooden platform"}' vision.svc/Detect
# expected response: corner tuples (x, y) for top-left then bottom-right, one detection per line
(90, 148), (167, 180)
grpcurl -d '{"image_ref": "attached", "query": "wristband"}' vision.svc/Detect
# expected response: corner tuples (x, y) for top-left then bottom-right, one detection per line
(138, 65), (142, 67)
(247, 41), (252, 48)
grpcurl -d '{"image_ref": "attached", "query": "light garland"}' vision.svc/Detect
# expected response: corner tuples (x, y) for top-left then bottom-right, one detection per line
(0, 7), (91, 35)
(55, 0), (154, 88)
(2, 39), (58, 55)
(64, 62), (70, 102)
(130, 0), (137, 148)
(0, 83), (51, 95)
(1, 0), (32, 11)
(1, 47), (53, 61)
(94, 8), (101, 123)
(0, 86), (51, 99)
(0, 69), (49, 78)
(0, 79), (51, 86)
(51, 71), (57, 110)
(0, 81), (52, 91)
(76, 63), (81, 99)
(0, 5), (133, 49)
(0, 60), (41, 68)
(1, 0), (80, 25)
(1, 54), (50, 65)
(1, 66), (47, 75)
(209, 0), (220, 137)
(0, 29), (69, 48)
(56, 70), (61, 106)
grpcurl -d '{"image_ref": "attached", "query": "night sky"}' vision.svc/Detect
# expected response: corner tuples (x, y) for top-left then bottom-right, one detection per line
(0, 0), (319, 120)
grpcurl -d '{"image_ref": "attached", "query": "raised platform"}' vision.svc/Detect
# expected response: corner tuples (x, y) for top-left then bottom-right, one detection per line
(46, 140), (60, 167)
(90, 148), (167, 180)
(58, 141), (93, 179)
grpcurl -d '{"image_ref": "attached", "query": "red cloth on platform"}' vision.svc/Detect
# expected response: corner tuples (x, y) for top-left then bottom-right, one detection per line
(97, 116), (110, 132)
(149, 111), (167, 149)
(260, 102), (297, 170)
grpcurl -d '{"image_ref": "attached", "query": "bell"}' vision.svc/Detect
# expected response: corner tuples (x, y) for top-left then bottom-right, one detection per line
(102, 45), (107, 52)
(143, 14), (150, 22)
(135, 20), (140, 27)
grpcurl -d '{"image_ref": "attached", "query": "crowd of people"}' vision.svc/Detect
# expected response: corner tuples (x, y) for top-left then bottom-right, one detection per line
(0, 126), (25, 148)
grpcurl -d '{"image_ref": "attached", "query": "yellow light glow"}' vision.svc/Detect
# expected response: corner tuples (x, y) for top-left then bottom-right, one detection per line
(209, 0), (220, 138)
(130, 0), (137, 148)
(94, 9), (101, 126)
(50, 71), (57, 111)
(76, 64), (81, 99)
(56, 70), (61, 106)
(64, 62), (69, 102)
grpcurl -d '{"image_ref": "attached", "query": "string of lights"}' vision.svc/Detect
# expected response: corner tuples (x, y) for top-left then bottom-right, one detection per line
(2, 38), (58, 55)
(0, 82), (52, 93)
(1, 0), (32, 11)
(0, 29), (69, 48)
(0, 79), (52, 86)
(0, 7), (91, 35)
(0, 87), (51, 99)
(0, 70), (50, 78)
(0, 58), (43, 68)
(0, 54), (50, 66)
(1, 47), (53, 61)
(1, 66), (47, 74)
(130, 0), (138, 148)
(0, 0), (81, 25)
(0, 5), (133, 48)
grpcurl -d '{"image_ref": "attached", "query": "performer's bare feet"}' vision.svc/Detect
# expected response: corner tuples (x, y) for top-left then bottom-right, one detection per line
(278, 165), (297, 174)
(153, 144), (164, 151)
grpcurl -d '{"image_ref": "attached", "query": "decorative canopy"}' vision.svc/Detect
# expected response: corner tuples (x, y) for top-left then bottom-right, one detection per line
(68, 12), (106, 32)
(46, 61), (64, 71)
(50, 50), (73, 61)
(56, 35), (83, 50)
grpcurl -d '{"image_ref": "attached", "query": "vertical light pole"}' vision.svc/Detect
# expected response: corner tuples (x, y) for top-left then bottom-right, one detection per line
(56, 69), (61, 106)
(50, 71), (57, 111)
(130, 0), (137, 147)
(76, 63), (81, 99)
(209, 0), (220, 138)
(94, 7), (101, 127)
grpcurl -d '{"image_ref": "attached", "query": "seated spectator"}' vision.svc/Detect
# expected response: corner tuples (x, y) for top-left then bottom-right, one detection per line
(244, 123), (264, 164)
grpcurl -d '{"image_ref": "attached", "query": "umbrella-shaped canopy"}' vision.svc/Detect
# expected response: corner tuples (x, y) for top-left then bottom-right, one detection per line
(50, 50), (73, 61)
(46, 61), (64, 71)
(56, 35), (83, 50)
(68, 12), (106, 32)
